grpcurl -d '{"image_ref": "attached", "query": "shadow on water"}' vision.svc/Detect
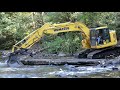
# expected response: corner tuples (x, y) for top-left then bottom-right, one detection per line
(0, 61), (120, 78)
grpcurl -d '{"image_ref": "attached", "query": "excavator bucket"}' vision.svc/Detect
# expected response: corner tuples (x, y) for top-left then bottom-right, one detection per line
(7, 53), (23, 67)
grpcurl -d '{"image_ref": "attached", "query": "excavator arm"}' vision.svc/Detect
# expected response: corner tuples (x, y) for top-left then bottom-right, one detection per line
(12, 23), (51, 52)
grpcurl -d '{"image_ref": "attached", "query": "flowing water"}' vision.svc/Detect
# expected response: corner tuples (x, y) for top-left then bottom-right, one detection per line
(0, 60), (120, 78)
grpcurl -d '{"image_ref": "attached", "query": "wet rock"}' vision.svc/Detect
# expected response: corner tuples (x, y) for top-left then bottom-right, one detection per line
(99, 59), (120, 68)
(99, 60), (107, 67)
(64, 64), (78, 71)
(0, 50), (11, 61)
(56, 71), (67, 77)
(58, 52), (66, 57)
(112, 67), (119, 71)
(7, 59), (24, 68)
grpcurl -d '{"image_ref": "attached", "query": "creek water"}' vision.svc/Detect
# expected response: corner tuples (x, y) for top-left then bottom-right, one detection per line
(0, 60), (120, 78)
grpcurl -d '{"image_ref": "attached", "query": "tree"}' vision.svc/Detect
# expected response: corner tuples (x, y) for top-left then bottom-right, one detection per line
(0, 12), (34, 49)
(43, 12), (74, 23)
(114, 12), (120, 39)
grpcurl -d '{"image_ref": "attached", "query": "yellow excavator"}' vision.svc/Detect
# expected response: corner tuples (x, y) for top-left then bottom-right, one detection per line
(7, 22), (120, 66)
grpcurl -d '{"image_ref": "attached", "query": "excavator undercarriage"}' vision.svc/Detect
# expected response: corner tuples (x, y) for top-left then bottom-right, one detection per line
(77, 46), (120, 59)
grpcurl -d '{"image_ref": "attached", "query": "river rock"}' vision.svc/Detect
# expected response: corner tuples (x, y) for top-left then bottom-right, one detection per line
(58, 52), (66, 57)
(112, 67), (119, 71)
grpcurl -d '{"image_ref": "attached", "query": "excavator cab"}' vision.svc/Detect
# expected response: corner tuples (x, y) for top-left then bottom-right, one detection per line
(90, 26), (117, 49)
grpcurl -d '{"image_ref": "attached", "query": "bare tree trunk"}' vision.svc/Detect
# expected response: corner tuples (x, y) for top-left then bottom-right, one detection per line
(39, 12), (45, 26)
(32, 12), (36, 29)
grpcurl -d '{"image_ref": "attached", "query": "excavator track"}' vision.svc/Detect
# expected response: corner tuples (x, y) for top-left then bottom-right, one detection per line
(87, 49), (108, 59)
(76, 49), (95, 58)
(77, 46), (120, 59)
(92, 46), (120, 59)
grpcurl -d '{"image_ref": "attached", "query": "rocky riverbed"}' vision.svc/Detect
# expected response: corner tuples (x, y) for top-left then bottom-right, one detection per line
(0, 50), (120, 78)
(0, 60), (120, 78)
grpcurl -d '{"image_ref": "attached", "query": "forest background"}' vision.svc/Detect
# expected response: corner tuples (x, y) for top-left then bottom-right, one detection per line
(0, 12), (119, 55)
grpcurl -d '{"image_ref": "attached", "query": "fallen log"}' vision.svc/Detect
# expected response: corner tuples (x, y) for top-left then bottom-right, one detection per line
(20, 58), (107, 66)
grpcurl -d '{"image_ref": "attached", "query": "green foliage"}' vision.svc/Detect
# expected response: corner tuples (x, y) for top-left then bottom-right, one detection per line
(43, 12), (74, 23)
(0, 12), (37, 49)
(41, 32), (82, 54)
(42, 36), (65, 53)
(114, 12), (120, 39)
(60, 32), (82, 55)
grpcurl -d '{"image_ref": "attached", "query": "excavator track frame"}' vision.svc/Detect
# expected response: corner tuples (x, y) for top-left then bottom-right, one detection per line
(77, 46), (120, 59)
(90, 46), (120, 59)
